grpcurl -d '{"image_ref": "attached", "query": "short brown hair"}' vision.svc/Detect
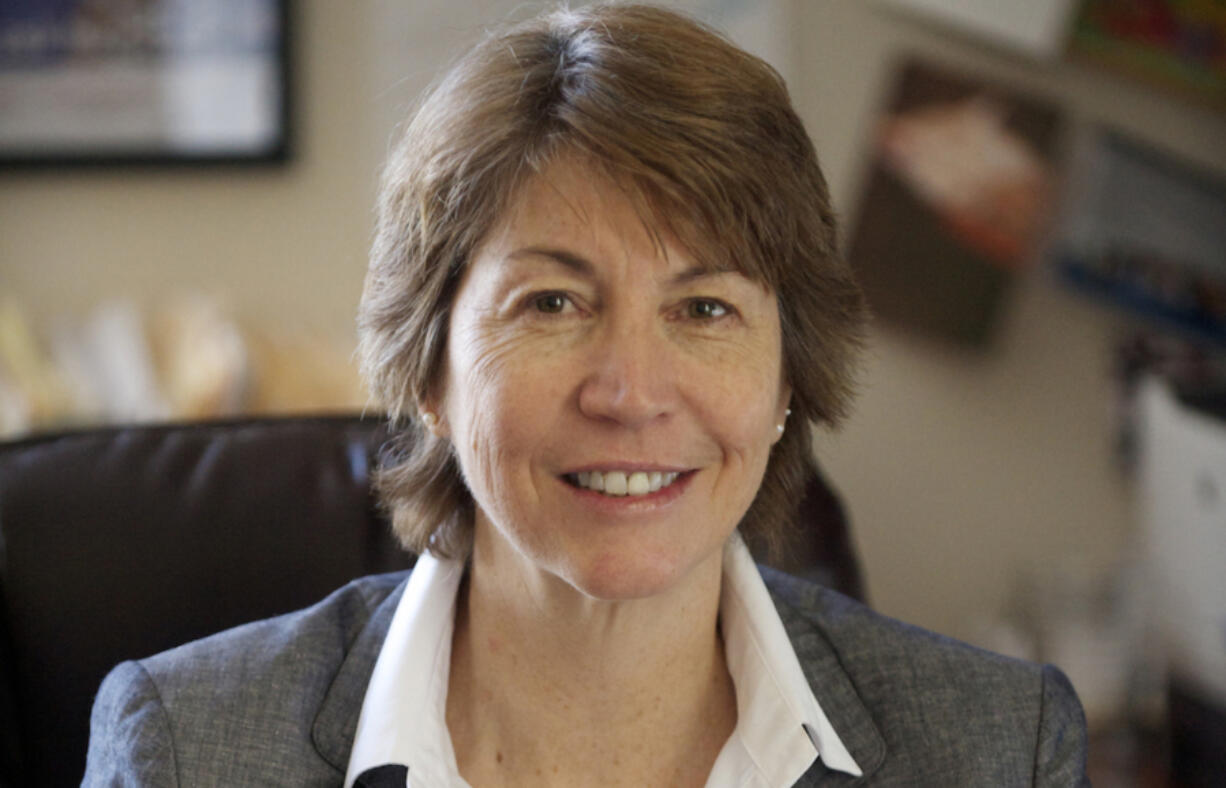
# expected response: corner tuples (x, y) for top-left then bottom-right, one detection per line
(358, 3), (866, 560)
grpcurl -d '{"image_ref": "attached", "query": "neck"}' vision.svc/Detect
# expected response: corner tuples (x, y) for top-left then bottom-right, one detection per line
(445, 521), (736, 786)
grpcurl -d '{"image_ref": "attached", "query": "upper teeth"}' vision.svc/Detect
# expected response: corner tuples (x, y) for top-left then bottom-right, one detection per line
(573, 470), (679, 496)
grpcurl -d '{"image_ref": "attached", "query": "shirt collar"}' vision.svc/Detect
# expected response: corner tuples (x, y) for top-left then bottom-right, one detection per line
(345, 537), (861, 787)
(719, 534), (863, 782)
(344, 552), (466, 787)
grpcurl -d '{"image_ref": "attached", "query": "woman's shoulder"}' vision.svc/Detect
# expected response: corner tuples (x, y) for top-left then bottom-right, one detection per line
(759, 565), (1089, 785)
(141, 569), (411, 684)
(85, 570), (412, 785)
(760, 563), (1040, 681)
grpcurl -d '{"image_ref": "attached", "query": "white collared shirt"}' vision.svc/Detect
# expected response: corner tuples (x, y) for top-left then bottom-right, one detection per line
(344, 535), (861, 787)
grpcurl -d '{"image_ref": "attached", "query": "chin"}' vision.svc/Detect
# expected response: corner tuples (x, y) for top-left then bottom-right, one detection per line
(559, 546), (713, 602)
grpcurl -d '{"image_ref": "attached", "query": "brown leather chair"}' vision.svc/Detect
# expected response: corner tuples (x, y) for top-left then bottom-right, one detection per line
(0, 415), (862, 787)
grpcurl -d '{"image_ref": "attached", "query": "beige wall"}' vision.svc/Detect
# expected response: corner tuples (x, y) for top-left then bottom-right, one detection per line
(794, 1), (1226, 641)
(3, 0), (1225, 642)
(0, 2), (377, 341)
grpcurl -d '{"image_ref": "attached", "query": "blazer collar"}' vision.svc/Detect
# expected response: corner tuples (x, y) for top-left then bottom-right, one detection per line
(766, 577), (887, 785)
(312, 576), (412, 773)
(306, 569), (887, 783)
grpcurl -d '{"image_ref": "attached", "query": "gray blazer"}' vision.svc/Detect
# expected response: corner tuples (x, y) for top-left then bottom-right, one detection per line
(84, 566), (1089, 786)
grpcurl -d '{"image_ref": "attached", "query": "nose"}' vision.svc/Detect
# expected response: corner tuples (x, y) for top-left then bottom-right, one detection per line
(577, 316), (676, 429)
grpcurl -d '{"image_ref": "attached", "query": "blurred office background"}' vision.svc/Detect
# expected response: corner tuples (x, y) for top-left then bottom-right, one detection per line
(2, 0), (1224, 783)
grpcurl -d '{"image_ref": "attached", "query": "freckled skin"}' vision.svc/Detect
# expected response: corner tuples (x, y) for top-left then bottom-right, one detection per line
(437, 159), (790, 603)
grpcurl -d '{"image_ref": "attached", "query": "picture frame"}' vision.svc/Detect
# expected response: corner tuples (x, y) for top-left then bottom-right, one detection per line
(0, 0), (291, 168)
(1054, 130), (1226, 345)
(846, 58), (1064, 346)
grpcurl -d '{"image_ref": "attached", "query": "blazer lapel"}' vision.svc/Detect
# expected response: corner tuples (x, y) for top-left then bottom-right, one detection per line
(311, 576), (412, 773)
(768, 581), (887, 786)
(304, 568), (884, 784)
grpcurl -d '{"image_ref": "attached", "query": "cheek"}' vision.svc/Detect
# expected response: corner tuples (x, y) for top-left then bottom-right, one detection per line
(445, 326), (570, 491)
(683, 341), (784, 450)
(446, 316), (523, 421)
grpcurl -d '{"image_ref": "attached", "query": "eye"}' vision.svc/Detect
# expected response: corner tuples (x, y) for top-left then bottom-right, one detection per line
(533, 292), (570, 314)
(686, 299), (730, 320)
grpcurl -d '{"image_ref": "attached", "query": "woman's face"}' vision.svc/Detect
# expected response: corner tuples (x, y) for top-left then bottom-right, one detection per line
(437, 160), (790, 600)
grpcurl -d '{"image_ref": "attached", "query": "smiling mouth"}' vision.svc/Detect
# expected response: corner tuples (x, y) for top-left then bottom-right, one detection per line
(563, 470), (684, 497)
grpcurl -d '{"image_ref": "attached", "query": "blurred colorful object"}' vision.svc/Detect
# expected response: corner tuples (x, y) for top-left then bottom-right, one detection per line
(0, 295), (364, 438)
(0, 0), (290, 165)
(1137, 377), (1226, 781)
(1053, 131), (1226, 344)
(848, 59), (1063, 346)
(1070, 0), (1226, 110)
(878, 97), (1052, 266)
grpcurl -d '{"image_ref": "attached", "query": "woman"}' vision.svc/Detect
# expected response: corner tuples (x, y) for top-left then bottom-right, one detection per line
(86, 4), (1088, 786)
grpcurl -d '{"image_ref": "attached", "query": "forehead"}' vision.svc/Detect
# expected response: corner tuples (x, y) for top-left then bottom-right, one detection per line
(482, 157), (740, 279)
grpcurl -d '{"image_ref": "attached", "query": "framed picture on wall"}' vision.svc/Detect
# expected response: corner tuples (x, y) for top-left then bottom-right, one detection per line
(1054, 131), (1226, 344)
(846, 58), (1064, 346)
(0, 0), (290, 167)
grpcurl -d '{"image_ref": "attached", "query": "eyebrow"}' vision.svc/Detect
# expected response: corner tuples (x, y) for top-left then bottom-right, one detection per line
(507, 246), (733, 285)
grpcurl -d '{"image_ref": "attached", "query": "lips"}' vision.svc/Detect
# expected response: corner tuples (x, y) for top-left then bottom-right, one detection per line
(564, 469), (684, 497)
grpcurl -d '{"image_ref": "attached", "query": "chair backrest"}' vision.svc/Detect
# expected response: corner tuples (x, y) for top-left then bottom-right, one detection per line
(0, 415), (862, 787)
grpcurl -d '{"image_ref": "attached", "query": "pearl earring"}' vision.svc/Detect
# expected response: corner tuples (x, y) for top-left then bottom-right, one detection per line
(420, 411), (439, 429)
(775, 407), (792, 436)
